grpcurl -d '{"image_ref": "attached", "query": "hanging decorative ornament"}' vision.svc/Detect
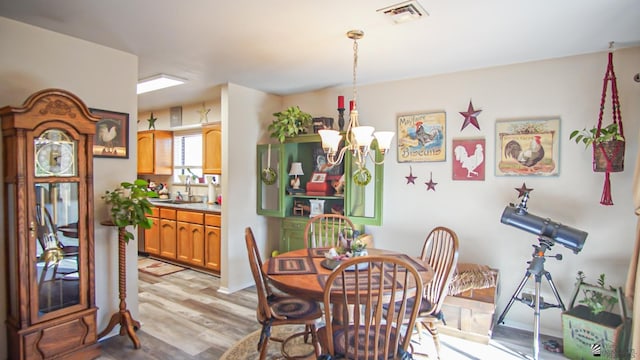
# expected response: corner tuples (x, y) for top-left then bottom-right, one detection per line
(425, 171), (438, 191)
(515, 183), (533, 198)
(459, 100), (482, 131)
(593, 43), (625, 206)
(405, 166), (417, 184)
(261, 144), (277, 185)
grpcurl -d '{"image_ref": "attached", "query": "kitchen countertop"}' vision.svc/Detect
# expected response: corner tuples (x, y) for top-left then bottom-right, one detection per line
(149, 199), (221, 213)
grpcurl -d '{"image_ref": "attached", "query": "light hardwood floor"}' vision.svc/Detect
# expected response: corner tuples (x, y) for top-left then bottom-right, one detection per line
(98, 259), (566, 359)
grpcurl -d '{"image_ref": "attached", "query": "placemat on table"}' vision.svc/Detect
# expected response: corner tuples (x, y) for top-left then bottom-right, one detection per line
(317, 269), (403, 291)
(382, 254), (429, 272)
(308, 248), (331, 258)
(267, 256), (317, 275)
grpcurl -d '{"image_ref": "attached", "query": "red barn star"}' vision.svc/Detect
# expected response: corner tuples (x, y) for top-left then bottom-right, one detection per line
(459, 100), (482, 131)
(405, 166), (417, 184)
(515, 183), (533, 198)
(425, 172), (437, 191)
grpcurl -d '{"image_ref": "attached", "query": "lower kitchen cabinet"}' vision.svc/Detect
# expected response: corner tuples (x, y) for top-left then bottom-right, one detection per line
(141, 205), (221, 274)
(144, 207), (160, 255)
(177, 211), (205, 266)
(159, 208), (177, 259)
(205, 214), (221, 271)
(281, 217), (308, 252)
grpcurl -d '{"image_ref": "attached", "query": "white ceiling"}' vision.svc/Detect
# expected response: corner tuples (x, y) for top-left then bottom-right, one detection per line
(2, 0), (639, 112)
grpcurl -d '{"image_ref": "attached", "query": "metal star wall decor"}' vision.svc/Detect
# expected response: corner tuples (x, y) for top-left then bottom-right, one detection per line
(425, 171), (438, 191)
(459, 100), (482, 131)
(197, 102), (211, 123)
(515, 183), (533, 198)
(405, 166), (417, 184)
(147, 112), (157, 130)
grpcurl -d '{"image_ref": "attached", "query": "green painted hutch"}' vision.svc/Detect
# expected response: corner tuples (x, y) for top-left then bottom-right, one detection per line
(257, 134), (384, 252)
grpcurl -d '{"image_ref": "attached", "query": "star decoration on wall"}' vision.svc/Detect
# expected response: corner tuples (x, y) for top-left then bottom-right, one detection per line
(147, 112), (157, 130)
(405, 166), (417, 184)
(515, 183), (533, 198)
(425, 172), (437, 191)
(197, 102), (211, 123)
(459, 100), (482, 131)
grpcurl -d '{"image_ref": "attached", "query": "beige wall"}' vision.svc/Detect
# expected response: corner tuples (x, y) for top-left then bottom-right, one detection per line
(0, 16), (139, 356)
(283, 47), (640, 336)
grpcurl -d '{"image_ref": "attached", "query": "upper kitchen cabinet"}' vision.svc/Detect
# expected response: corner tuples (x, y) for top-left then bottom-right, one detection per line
(137, 130), (173, 175)
(202, 123), (221, 174)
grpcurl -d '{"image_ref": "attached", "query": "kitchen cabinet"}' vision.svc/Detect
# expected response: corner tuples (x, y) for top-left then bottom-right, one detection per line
(257, 134), (385, 251)
(177, 211), (205, 266)
(143, 207), (160, 255)
(137, 130), (173, 175)
(202, 123), (221, 174)
(205, 214), (221, 271)
(1, 89), (100, 359)
(159, 208), (177, 259)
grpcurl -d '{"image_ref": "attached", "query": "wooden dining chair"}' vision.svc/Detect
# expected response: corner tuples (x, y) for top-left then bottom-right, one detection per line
(317, 255), (424, 359)
(244, 227), (322, 359)
(304, 214), (355, 248)
(415, 226), (460, 359)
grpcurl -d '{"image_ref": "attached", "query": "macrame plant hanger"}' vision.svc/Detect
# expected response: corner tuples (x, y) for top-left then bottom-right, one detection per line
(595, 42), (625, 206)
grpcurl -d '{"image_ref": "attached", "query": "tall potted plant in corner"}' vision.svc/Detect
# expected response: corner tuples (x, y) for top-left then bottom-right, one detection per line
(268, 105), (313, 143)
(99, 179), (157, 349)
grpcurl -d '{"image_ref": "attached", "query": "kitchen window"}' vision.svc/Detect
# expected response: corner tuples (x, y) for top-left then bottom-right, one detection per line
(173, 131), (202, 183)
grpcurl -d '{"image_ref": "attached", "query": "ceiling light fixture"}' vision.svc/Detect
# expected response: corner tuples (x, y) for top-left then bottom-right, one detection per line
(137, 74), (186, 94)
(318, 30), (394, 186)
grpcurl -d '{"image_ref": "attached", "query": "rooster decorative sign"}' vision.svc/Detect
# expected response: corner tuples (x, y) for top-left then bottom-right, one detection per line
(453, 138), (485, 180)
(90, 108), (129, 159)
(397, 111), (446, 162)
(496, 118), (559, 176)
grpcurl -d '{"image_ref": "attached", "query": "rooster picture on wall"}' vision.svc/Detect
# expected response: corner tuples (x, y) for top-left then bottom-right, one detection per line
(496, 118), (559, 176)
(90, 108), (129, 159)
(453, 138), (485, 180)
(397, 111), (446, 162)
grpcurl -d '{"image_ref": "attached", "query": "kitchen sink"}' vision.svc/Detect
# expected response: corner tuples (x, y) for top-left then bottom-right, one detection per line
(164, 199), (202, 204)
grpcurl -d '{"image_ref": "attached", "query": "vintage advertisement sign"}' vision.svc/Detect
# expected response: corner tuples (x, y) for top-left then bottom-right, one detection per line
(495, 118), (560, 176)
(397, 112), (446, 162)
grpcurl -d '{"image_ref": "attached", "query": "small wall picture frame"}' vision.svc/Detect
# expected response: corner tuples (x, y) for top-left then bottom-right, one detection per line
(90, 108), (129, 159)
(309, 199), (325, 218)
(310, 172), (327, 183)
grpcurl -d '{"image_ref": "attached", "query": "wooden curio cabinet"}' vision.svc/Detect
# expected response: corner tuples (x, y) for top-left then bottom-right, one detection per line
(1, 89), (100, 359)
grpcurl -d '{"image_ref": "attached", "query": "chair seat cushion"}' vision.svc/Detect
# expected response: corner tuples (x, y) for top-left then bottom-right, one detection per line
(320, 324), (403, 359)
(269, 294), (322, 320)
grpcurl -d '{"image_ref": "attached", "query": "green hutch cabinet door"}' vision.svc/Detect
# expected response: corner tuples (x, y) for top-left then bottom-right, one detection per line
(256, 143), (286, 217)
(344, 142), (384, 226)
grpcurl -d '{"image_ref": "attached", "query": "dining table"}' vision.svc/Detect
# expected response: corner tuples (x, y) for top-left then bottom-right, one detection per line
(262, 247), (434, 324)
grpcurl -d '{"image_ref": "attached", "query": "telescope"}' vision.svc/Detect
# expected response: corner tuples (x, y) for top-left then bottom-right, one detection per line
(500, 193), (587, 254)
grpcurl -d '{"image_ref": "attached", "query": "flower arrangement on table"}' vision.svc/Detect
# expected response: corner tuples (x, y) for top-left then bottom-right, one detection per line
(325, 233), (368, 261)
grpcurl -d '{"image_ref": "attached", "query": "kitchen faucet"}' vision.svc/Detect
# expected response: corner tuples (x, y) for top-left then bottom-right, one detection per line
(185, 176), (192, 201)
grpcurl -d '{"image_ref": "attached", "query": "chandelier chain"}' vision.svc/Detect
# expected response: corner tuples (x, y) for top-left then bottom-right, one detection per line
(352, 38), (358, 107)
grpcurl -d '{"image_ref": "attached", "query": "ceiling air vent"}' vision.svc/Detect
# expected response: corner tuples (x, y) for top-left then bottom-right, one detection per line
(377, 0), (429, 24)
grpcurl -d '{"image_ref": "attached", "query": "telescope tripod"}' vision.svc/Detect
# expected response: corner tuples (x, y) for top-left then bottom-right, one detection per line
(497, 237), (566, 360)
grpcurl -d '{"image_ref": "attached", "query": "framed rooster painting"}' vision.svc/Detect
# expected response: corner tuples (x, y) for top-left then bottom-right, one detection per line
(90, 108), (129, 159)
(453, 138), (485, 180)
(495, 118), (560, 176)
(397, 111), (446, 162)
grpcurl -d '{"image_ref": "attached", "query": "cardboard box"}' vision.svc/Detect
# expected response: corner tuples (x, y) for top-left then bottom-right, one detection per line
(439, 269), (499, 344)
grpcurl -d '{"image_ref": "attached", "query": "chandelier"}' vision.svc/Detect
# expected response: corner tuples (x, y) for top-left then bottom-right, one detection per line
(319, 30), (394, 186)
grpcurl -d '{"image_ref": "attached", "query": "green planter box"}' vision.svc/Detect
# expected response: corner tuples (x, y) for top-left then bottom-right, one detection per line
(562, 305), (624, 359)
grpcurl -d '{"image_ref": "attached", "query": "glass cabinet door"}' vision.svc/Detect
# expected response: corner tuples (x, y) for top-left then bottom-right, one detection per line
(256, 144), (286, 217)
(33, 182), (81, 319)
(345, 143), (384, 225)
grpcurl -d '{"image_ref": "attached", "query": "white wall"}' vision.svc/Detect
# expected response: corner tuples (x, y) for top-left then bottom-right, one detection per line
(0, 16), (139, 357)
(281, 47), (640, 336)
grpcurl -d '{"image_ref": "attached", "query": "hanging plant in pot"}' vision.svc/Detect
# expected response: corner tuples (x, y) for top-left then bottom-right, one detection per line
(569, 122), (625, 172)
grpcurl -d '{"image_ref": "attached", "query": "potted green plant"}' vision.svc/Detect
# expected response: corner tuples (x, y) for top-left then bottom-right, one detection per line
(562, 271), (629, 359)
(569, 123), (625, 172)
(102, 179), (157, 243)
(268, 106), (312, 143)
